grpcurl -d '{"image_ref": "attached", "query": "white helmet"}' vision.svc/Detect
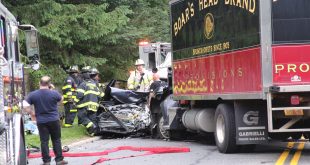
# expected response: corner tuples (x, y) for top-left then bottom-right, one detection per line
(135, 59), (145, 66)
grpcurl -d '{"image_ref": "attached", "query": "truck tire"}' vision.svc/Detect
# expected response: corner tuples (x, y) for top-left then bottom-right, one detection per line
(240, 144), (256, 152)
(214, 103), (237, 153)
(157, 115), (170, 139)
(18, 134), (27, 165)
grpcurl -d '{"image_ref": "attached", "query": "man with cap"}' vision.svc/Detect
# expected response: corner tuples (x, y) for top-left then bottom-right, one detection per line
(62, 65), (80, 128)
(127, 59), (153, 92)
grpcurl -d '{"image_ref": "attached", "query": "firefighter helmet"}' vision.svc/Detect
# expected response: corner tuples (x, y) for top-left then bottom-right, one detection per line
(68, 65), (79, 73)
(134, 59), (145, 66)
(89, 68), (99, 75)
(81, 66), (91, 73)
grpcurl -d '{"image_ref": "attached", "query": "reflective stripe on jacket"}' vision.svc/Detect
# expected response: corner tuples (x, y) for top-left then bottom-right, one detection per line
(62, 76), (78, 104)
(76, 79), (104, 111)
(127, 70), (153, 92)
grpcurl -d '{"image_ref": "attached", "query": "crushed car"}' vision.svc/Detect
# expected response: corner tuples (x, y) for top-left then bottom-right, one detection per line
(97, 80), (151, 135)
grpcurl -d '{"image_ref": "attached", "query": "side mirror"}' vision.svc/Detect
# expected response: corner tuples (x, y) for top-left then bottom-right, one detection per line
(18, 25), (40, 70)
(26, 30), (39, 56)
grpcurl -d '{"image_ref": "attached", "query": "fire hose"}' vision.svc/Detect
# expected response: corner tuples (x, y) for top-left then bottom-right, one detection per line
(28, 146), (190, 165)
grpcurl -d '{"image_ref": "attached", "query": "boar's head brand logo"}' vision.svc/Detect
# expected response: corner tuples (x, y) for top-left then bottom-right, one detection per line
(243, 111), (259, 126)
(204, 13), (214, 40)
(291, 75), (301, 82)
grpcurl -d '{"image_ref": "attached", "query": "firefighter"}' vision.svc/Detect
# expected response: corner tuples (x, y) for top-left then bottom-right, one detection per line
(76, 68), (104, 136)
(90, 67), (105, 100)
(92, 68), (105, 91)
(81, 66), (91, 81)
(62, 65), (80, 128)
(127, 59), (153, 92)
(77, 66), (91, 125)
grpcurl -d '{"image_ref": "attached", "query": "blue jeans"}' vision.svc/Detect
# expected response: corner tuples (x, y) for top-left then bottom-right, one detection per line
(37, 120), (63, 163)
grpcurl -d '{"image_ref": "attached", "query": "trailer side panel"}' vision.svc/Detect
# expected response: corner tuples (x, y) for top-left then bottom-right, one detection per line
(170, 0), (261, 100)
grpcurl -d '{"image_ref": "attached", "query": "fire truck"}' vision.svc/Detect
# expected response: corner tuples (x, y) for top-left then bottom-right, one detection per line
(160, 0), (310, 153)
(138, 42), (171, 79)
(0, 3), (40, 164)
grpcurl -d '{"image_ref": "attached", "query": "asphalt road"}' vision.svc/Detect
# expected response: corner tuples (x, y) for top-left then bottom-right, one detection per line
(28, 135), (310, 165)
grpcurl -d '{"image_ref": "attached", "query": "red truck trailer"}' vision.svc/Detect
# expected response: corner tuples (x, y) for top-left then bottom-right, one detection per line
(161, 0), (310, 153)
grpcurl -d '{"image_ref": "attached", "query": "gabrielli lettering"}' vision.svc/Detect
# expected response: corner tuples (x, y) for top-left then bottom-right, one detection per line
(224, 0), (256, 13)
(239, 131), (264, 137)
(173, 2), (194, 36)
(173, 0), (257, 37)
(275, 63), (310, 73)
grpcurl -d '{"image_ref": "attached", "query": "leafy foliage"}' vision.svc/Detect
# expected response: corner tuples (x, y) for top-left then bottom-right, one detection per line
(27, 65), (67, 90)
(3, 0), (170, 88)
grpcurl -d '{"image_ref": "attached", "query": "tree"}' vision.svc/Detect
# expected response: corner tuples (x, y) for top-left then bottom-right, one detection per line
(3, 0), (170, 85)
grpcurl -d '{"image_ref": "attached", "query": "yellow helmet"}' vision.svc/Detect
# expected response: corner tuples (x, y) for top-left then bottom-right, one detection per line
(135, 59), (145, 66)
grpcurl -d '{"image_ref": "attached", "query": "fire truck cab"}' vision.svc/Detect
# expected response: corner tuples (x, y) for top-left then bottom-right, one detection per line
(0, 3), (39, 164)
(138, 42), (171, 79)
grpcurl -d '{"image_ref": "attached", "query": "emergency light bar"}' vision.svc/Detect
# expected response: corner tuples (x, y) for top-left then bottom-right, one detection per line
(138, 41), (149, 46)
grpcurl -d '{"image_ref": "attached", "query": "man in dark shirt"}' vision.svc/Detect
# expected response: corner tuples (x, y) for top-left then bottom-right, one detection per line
(25, 76), (68, 165)
(148, 72), (167, 106)
(148, 72), (170, 138)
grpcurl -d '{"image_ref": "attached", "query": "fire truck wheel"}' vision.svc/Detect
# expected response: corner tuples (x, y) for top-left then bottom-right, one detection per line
(214, 103), (237, 153)
(18, 135), (27, 165)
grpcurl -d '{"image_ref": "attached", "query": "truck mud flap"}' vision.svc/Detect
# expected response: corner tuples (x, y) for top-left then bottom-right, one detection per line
(234, 100), (268, 145)
(167, 107), (186, 130)
(161, 94), (185, 130)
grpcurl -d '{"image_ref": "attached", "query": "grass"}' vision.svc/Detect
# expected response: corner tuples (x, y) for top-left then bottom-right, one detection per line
(25, 120), (90, 148)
